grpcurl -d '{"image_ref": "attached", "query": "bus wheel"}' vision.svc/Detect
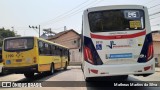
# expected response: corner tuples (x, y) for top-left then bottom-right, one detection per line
(119, 75), (128, 80)
(85, 77), (92, 82)
(63, 62), (67, 70)
(24, 73), (34, 78)
(49, 63), (54, 75)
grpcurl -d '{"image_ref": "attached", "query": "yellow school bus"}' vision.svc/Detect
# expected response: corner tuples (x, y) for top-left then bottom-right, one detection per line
(2, 36), (70, 78)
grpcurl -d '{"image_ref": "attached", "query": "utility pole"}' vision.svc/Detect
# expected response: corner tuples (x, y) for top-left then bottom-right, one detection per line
(29, 25), (41, 37)
(39, 25), (40, 37)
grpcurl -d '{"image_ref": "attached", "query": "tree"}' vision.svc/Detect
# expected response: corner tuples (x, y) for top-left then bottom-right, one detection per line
(0, 28), (15, 46)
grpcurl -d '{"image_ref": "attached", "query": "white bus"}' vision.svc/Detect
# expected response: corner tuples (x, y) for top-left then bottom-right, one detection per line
(81, 5), (155, 81)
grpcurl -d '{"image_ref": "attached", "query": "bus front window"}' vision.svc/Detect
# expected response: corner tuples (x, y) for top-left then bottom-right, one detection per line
(4, 38), (34, 51)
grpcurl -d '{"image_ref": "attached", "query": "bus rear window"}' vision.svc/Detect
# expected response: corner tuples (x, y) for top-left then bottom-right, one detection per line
(4, 38), (34, 51)
(88, 9), (145, 32)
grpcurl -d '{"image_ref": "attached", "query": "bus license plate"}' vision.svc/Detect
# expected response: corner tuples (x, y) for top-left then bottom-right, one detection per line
(6, 60), (11, 64)
(16, 59), (22, 62)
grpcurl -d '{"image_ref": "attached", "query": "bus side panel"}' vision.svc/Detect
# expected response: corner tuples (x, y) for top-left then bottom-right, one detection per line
(38, 56), (52, 72)
(61, 49), (69, 67)
(53, 55), (62, 69)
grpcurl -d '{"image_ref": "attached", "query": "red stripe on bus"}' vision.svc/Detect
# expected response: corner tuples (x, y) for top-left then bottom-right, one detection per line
(90, 30), (146, 40)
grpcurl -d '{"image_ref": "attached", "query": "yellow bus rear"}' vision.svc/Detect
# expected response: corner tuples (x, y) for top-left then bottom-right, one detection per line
(2, 37), (69, 78)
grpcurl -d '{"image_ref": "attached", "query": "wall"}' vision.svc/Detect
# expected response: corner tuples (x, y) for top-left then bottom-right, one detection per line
(153, 41), (160, 67)
(69, 49), (81, 65)
(50, 31), (80, 49)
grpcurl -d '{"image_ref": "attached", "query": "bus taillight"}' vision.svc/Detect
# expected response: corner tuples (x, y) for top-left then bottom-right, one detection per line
(147, 43), (153, 61)
(84, 46), (94, 64)
(33, 57), (37, 63)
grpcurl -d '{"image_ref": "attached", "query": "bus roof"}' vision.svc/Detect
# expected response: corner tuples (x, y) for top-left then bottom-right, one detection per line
(85, 5), (146, 12)
(4, 36), (69, 49)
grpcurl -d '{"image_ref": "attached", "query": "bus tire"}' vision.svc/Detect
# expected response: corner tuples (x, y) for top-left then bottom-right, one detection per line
(63, 62), (67, 70)
(49, 63), (54, 75)
(119, 75), (128, 80)
(85, 77), (92, 82)
(24, 73), (34, 78)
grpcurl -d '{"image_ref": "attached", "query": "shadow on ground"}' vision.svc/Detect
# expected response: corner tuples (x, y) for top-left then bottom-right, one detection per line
(16, 69), (71, 83)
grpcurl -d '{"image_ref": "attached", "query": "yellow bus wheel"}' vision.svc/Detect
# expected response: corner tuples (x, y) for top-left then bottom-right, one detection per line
(49, 63), (54, 75)
(63, 62), (67, 70)
(24, 73), (34, 78)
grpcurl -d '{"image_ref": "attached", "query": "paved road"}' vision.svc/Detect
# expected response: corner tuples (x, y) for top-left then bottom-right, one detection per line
(0, 66), (160, 90)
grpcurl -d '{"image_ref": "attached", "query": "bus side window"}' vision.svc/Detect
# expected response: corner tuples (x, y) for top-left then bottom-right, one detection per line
(48, 44), (51, 55)
(64, 49), (66, 56)
(38, 41), (44, 55)
(59, 48), (62, 56)
(44, 43), (50, 55)
(57, 47), (60, 56)
(60, 48), (62, 56)
(50, 45), (53, 55)
(57, 47), (59, 56)
(55, 46), (57, 56)
(52, 45), (55, 55)
(62, 49), (64, 56)
(65, 49), (68, 56)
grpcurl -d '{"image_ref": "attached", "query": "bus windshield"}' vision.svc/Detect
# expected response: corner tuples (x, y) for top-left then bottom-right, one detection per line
(88, 9), (145, 32)
(4, 38), (34, 51)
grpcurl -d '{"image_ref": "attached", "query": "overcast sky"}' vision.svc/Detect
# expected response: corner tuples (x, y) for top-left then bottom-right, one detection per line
(0, 0), (160, 37)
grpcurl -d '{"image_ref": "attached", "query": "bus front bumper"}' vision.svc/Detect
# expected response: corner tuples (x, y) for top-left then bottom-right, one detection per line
(3, 64), (38, 74)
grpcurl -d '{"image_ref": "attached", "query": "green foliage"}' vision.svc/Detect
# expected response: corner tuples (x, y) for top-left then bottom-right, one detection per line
(0, 28), (15, 46)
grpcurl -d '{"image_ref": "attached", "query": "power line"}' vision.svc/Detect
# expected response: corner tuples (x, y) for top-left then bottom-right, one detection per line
(41, 0), (103, 26)
(144, 0), (155, 5)
(151, 24), (160, 27)
(150, 14), (160, 19)
(148, 3), (160, 9)
(40, 0), (91, 25)
(41, 0), (98, 26)
(150, 11), (160, 16)
(53, 27), (64, 30)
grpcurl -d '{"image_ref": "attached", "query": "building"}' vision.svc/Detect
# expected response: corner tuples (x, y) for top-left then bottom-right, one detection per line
(40, 33), (48, 39)
(152, 31), (160, 67)
(47, 29), (81, 65)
